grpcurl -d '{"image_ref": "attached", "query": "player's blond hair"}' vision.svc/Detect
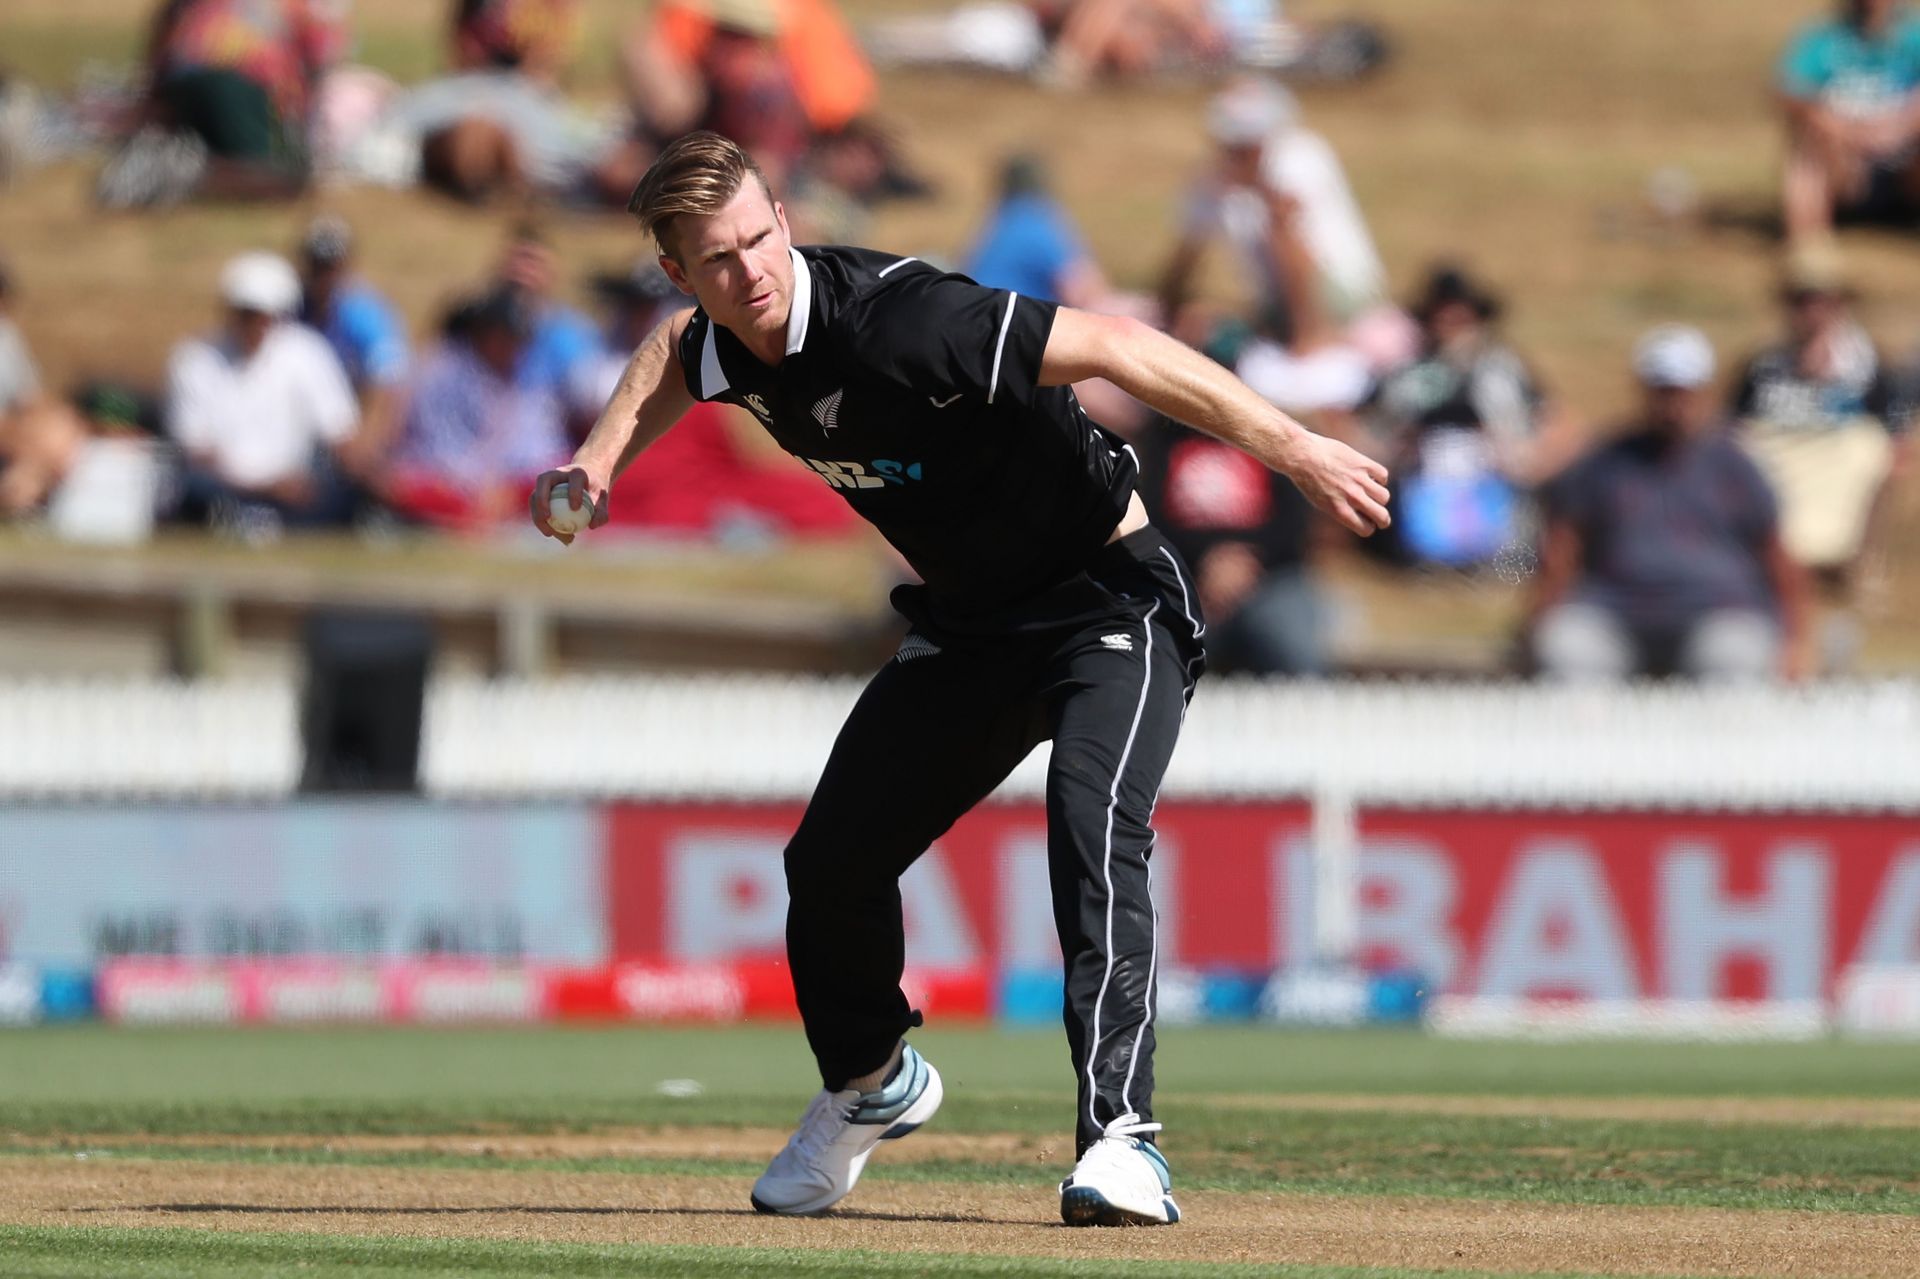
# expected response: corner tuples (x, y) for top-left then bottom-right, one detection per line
(627, 132), (773, 259)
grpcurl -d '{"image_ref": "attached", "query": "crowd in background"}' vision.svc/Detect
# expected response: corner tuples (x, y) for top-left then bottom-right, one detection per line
(0, 0), (1916, 685)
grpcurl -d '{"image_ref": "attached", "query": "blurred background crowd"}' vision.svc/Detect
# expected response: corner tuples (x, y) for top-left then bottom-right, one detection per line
(0, 0), (1917, 682)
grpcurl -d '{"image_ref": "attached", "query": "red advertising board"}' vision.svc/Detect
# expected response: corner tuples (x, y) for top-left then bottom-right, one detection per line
(607, 802), (1920, 1001)
(606, 801), (1314, 973)
(1357, 810), (1920, 1001)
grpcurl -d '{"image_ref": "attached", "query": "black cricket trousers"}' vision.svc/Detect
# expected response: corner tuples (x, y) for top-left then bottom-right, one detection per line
(783, 528), (1206, 1155)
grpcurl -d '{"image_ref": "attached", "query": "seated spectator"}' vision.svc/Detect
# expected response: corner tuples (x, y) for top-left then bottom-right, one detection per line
(1161, 78), (1386, 330)
(407, 0), (587, 202)
(1528, 326), (1812, 683)
(566, 260), (854, 537)
(386, 288), (567, 531)
(1134, 321), (1327, 675)
(1220, 186), (1370, 421)
(165, 252), (362, 531)
(1779, 0), (1920, 247)
(491, 223), (599, 404)
(0, 263), (89, 518)
(1039, 0), (1227, 89)
(296, 216), (409, 477)
(100, 0), (343, 207)
(1733, 247), (1910, 592)
(964, 153), (1111, 306)
(1355, 265), (1574, 569)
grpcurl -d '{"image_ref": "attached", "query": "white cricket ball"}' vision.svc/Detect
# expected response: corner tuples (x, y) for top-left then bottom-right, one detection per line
(548, 491), (592, 537)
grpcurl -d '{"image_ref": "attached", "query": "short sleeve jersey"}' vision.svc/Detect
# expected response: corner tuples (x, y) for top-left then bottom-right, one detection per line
(1546, 426), (1780, 632)
(1779, 12), (1920, 118)
(677, 245), (1137, 622)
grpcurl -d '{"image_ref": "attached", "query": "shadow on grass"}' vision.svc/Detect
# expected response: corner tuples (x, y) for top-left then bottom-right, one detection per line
(93, 1203), (1033, 1227)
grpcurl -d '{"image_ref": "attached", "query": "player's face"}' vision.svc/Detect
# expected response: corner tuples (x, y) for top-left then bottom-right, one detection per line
(660, 182), (793, 347)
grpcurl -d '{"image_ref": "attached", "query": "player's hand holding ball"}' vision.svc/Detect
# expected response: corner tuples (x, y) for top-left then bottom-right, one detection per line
(531, 466), (609, 545)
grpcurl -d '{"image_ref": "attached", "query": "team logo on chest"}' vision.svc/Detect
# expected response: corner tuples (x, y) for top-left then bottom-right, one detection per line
(811, 389), (844, 432)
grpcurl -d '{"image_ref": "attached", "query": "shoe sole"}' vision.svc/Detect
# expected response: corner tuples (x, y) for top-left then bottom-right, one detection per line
(750, 1062), (945, 1216)
(1059, 1183), (1182, 1227)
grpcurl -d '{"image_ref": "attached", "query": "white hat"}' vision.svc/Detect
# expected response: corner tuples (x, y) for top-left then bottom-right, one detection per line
(1207, 78), (1297, 146)
(220, 251), (301, 317)
(1632, 324), (1715, 389)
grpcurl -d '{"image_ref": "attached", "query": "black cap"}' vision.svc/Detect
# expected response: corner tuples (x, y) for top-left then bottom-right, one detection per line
(465, 286), (534, 341)
(300, 215), (353, 267)
(590, 260), (679, 308)
(1412, 264), (1501, 323)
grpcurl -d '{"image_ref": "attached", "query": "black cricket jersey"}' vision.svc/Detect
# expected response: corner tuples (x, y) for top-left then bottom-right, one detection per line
(677, 245), (1139, 630)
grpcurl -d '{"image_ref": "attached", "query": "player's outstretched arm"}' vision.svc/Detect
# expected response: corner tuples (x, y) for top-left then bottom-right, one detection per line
(531, 306), (696, 543)
(1040, 308), (1391, 537)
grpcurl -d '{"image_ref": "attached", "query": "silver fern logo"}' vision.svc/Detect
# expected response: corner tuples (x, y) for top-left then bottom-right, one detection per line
(811, 389), (843, 432)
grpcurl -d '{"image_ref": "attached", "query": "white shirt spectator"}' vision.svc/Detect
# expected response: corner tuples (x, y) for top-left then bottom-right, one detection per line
(1184, 127), (1386, 318)
(167, 322), (358, 489)
(0, 316), (40, 414)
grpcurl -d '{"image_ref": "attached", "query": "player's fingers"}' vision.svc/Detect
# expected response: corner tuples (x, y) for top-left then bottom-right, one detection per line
(562, 466), (591, 510)
(530, 480), (556, 537)
(1364, 457), (1390, 484)
(1328, 494), (1368, 537)
(589, 489), (611, 529)
(1352, 486), (1392, 530)
(1360, 474), (1391, 507)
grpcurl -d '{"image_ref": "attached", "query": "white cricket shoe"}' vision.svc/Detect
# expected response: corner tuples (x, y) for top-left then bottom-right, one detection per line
(1059, 1112), (1182, 1226)
(750, 1043), (943, 1215)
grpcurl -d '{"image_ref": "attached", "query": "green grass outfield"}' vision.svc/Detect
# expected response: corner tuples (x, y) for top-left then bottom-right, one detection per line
(3, 1025), (1918, 1276)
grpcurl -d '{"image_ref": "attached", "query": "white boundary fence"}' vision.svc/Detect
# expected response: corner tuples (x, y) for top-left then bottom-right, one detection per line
(3, 675), (1914, 810)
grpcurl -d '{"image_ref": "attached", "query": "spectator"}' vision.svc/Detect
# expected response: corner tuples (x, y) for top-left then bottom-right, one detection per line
(297, 216), (409, 475)
(565, 260), (854, 537)
(165, 252), (361, 529)
(625, 0), (815, 185)
(452, 0), (581, 82)
(1134, 321), (1327, 675)
(963, 153), (1112, 306)
(1040, 0), (1226, 89)
(1528, 326), (1812, 683)
(0, 263), (88, 518)
(1733, 248), (1910, 591)
(1161, 77), (1385, 331)
(1355, 265), (1575, 568)
(1779, 0), (1920, 247)
(386, 288), (566, 530)
(101, 0), (343, 207)
(491, 223), (599, 404)
(395, 0), (588, 203)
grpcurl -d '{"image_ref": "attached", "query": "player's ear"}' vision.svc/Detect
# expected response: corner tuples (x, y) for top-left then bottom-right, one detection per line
(657, 252), (695, 297)
(774, 200), (791, 243)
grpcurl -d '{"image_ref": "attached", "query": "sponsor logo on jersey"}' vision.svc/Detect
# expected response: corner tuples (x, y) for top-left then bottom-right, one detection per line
(741, 393), (773, 423)
(928, 393), (963, 409)
(803, 458), (923, 490)
(1100, 633), (1135, 652)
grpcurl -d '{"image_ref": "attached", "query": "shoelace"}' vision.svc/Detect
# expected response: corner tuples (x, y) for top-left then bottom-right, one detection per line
(1099, 1112), (1162, 1142)
(787, 1090), (854, 1164)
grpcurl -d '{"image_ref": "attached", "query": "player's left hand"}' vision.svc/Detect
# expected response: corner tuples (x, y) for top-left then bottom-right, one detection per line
(1287, 433), (1391, 537)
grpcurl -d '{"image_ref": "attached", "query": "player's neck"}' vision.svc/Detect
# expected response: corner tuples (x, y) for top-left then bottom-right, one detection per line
(732, 307), (791, 368)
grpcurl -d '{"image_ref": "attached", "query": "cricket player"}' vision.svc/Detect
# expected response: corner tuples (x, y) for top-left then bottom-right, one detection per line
(531, 131), (1390, 1226)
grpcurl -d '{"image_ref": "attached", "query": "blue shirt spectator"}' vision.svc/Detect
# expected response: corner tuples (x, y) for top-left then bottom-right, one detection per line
(518, 301), (598, 398)
(963, 154), (1102, 305)
(966, 192), (1085, 302)
(1779, 4), (1920, 117)
(307, 281), (409, 392)
(297, 217), (410, 395)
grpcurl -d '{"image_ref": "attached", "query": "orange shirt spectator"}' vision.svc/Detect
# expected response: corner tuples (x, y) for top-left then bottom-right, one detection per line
(653, 0), (874, 134)
(153, 0), (344, 122)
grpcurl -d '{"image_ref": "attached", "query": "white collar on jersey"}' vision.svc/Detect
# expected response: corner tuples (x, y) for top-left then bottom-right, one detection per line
(784, 244), (813, 355)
